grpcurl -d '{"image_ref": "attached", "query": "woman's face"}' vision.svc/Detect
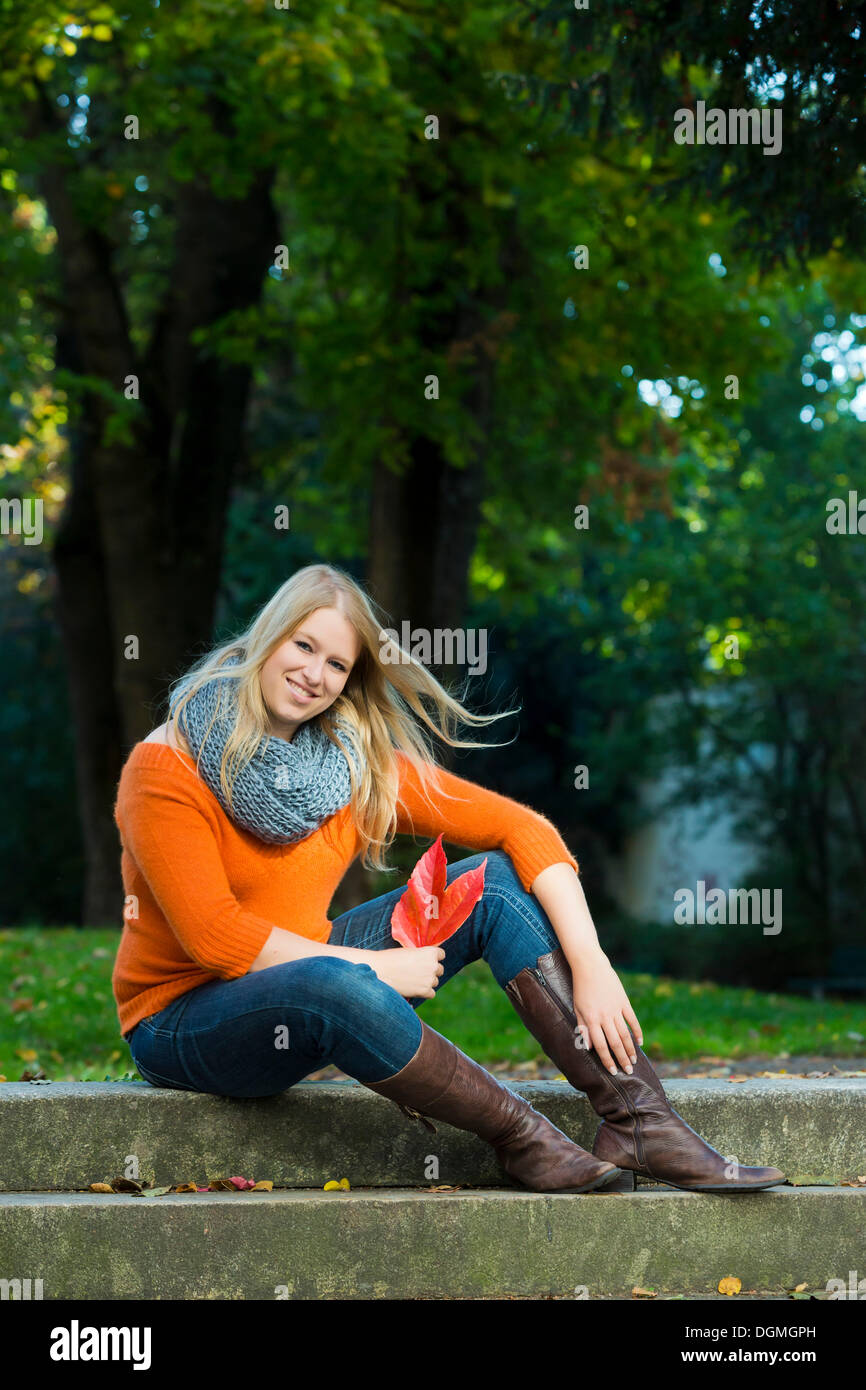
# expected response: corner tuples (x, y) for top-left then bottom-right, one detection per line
(260, 606), (361, 741)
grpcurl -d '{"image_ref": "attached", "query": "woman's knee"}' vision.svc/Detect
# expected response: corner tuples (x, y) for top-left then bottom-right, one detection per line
(480, 852), (559, 952)
(257, 952), (369, 988)
(277, 954), (415, 1072)
(484, 848), (527, 896)
(192, 956), (400, 1086)
(275, 953), (393, 1020)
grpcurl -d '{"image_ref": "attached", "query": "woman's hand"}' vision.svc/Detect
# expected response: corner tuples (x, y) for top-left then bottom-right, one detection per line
(361, 945), (446, 1000)
(570, 949), (643, 1076)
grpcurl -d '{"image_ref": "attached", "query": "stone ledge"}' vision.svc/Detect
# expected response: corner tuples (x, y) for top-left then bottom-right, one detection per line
(1, 1078), (863, 1191)
(0, 1186), (861, 1300)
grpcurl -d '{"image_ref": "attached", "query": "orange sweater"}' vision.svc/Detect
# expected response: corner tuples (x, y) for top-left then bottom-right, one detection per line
(111, 741), (579, 1038)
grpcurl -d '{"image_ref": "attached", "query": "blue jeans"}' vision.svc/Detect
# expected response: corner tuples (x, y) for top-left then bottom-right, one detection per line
(126, 850), (560, 1097)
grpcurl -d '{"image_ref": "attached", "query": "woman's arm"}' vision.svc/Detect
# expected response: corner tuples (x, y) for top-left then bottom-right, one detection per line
(394, 755), (642, 1074)
(248, 926), (367, 973)
(249, 926), (444, 999)
(117, 764), (367, 977)
(394, 753), (579, 889)
(529, 861), (605, 963)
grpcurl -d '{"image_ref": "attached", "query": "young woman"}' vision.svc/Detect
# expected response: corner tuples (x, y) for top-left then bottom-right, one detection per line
(114, 563), (786, 1196)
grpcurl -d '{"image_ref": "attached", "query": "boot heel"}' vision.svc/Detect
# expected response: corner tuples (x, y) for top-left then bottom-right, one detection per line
(604, 1168), (636, 1192)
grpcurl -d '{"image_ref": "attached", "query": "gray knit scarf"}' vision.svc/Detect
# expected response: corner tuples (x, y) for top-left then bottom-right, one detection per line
(172, 654), (359, 845)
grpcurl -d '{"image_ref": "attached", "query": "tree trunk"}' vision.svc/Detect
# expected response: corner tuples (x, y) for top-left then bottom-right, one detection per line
(53, 322), (125, 925)
(366, 86), (508, 675)
(368, 441), (485, 640)
(34, 85), (281, 921)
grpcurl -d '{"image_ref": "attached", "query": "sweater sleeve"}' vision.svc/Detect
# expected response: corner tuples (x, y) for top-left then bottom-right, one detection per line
(393, 753), (579, 892)
(115, 760), (275, 978)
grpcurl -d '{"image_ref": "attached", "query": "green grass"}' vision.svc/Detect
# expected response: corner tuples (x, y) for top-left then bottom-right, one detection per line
(419, 961), (866, 1065)
(1, 927), (865, 1082)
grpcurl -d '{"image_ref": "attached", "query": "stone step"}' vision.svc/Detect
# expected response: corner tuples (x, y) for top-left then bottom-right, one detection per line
(0, 1186), (861, 1300)
(1, 1078), (863, 1192)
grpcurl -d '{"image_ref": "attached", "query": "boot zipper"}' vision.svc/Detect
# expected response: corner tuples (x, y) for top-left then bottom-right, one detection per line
(529, 968), (585, 1045)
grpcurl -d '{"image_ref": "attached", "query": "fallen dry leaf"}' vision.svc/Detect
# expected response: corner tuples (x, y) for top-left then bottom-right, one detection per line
(173, 1182), (198, 1193)
(631, 1286), (657, 1299)
(89, 1183), (113, 1193)
(109, 1177), (143, 1194)
(718, 1276), (742, 1296)
(251, 1180), (273, 1191)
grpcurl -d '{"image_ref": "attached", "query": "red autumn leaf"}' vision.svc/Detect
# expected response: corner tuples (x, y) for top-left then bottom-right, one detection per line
(391, 834), (487, 947)
(389, 880), (428, 947)
(228, 1176), (256, 1190)
(389, 884), (424, 948)
(390, 833), (447, 948)
(408, 832), (448, 922)
(436, 860), (488, 941)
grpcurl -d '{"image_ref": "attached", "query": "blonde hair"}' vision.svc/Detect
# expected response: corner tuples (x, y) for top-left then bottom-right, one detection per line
(166, 563), (518, 872)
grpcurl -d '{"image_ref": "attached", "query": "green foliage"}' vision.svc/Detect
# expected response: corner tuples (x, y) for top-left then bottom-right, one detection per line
(525, 0), (866, 270)
(0, 530), (82, 926)
(0, 0), (864, 992)
(462, 281), (866, 966)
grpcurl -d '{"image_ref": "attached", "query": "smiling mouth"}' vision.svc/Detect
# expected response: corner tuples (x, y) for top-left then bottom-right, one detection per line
(285, 676), (318, 701)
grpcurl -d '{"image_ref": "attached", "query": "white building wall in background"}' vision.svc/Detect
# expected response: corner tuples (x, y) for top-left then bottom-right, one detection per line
(602, 774), (757, 922)
(600, 686), (772, 922)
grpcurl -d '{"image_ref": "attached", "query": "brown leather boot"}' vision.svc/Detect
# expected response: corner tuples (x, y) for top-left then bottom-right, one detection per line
(505, 948), (787, 1193)
(363, 1019), (627, 1194)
